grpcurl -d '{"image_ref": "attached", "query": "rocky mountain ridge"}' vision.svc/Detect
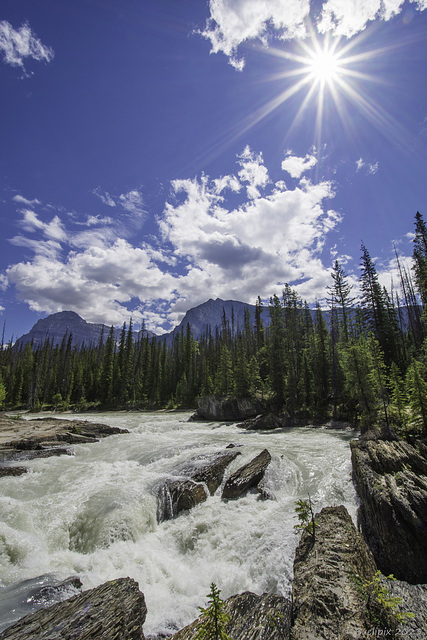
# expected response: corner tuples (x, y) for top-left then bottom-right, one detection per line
(14, 298), (261, 349)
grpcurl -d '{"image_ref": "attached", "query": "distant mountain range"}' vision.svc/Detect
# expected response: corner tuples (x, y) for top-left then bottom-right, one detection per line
(14, 299), (262, 349)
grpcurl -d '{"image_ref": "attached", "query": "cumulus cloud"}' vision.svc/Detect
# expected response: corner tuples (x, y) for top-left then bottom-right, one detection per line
(199, 0), (310, 69)
(317, 0), (405, 38)
(282, 151), (318, 178)
(0, 20), (54, 72)
(199, 0), (426, 69)
(237, 146), (270, 198)
(7, 148), (342, 333)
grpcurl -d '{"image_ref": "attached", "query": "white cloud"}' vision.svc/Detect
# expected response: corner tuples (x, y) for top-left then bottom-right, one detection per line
(199, 1), (426, 69)
(119, 189), (146, 218)
(281, 151), (318, 178)
(317, 0), (405, 38)
(0, 21), (54, 71)
(7, 148), (342, 333)
(93, 187), (146, 221)
(0, 274), (8, 291)
(237, 146), (270, 198)
(19, 209), (67, 242)
(355, 157), (379, 174)
(6, 240), (178, 329)
(93, 188), (117, 207)
(199, 0), (310, 69)
(12, 194), (41, 207)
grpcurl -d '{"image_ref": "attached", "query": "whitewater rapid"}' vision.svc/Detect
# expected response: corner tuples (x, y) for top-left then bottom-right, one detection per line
(0, 412), (359, 636)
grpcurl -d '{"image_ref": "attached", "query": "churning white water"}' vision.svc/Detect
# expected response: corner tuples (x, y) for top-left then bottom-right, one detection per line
(0, 412), (359, 636)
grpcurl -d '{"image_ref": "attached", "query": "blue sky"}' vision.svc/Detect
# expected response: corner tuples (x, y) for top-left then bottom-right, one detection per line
(1, 0), (427, 341)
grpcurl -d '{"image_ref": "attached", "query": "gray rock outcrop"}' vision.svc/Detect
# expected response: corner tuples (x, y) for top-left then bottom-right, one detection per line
(168, 591), (292, 640)
(351, 434), (427, 583)
(0, 577), (147, 640)
(291, 505), (377, 640)
(192, 395), (264, 421)
(222, 449), (271, 500)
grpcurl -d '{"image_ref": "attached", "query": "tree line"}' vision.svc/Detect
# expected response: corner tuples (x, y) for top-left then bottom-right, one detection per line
(1, 212), (427, 437)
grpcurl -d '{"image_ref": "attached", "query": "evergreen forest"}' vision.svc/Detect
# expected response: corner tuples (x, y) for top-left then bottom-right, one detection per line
(1, 212), (427, 437)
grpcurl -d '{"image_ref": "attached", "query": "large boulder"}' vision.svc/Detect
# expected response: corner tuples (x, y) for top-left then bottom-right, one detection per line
(292, 505), (377, 640)
(222, 449), (271, 500)
(0, 577), (147, 640)
(168, 591), (292, 640)
(351, 435), (427, 583)
(192, 395), (263, 421)
(156, 450), (241, 521)
(157, 479), (208, 522)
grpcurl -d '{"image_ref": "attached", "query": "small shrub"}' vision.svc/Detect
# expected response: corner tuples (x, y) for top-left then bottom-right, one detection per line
(294, 495), (318, 541)
(194, 583), (233, 640)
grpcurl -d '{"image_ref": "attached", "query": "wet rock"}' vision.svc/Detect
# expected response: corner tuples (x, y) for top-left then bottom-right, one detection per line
(0, 465), (28, 477)
(157, 479), (208, 522)
(351, 435), (427, 583)
(291, 505), (377, 640)
(222, 449), (271, 500)
(0, 577), (147, 640)
(191, 395), (264, 421)
(384, 578), (427, 640)
(168, 591), (292, 640)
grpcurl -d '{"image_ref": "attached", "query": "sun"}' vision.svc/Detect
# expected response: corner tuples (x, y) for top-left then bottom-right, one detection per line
(307, 47), (342, 84)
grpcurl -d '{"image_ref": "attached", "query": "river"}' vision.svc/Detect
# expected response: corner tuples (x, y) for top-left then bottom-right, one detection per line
(0, 411), (359, 636)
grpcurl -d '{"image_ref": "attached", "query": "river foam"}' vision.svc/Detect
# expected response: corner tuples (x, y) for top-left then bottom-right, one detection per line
(0, 411), (358, 636)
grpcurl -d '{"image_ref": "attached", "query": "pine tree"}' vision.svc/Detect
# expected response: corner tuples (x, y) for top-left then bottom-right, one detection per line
(194, 583), (232, 640)
(405, 358), (427, 435)
(327, 260), (355, 341)
(413, 211), (427, 305)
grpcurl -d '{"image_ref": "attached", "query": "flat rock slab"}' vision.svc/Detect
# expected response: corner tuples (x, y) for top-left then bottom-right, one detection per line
(0, 414), (128, 474)
(0, 577), (147, 640)
(221, 449), (271, 500)
(169, 591), (292, 640)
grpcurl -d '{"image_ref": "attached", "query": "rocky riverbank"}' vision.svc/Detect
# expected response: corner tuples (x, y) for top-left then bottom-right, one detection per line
(0, 413), (129, 476)
(351, 430), (427, 584)
(1, 504), (425, 639)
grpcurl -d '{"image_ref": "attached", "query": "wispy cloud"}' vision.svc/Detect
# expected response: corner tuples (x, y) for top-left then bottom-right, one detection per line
(92, 187), (117, 207)
(12, 194), (41, 207)
(93, 186), (146, 221)
(0, 21), (54, 73)
(356, 157), (379, 175)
